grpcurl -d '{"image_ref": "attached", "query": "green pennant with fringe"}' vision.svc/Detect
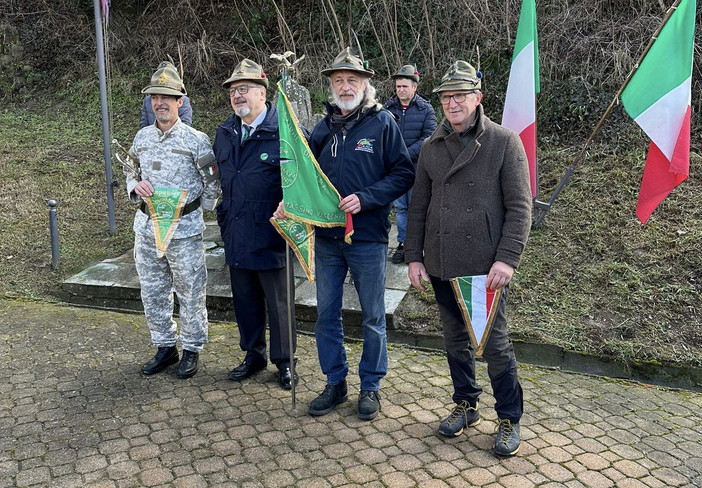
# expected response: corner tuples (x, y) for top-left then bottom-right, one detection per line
(143, 187), (188, 258)
(270, 217), (315, 282)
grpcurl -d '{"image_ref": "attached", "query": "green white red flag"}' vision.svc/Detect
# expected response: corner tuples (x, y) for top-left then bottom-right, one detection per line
(502, 0), (540, 199)
(620, 0), (695, 224)
(450, 275), (503, 356)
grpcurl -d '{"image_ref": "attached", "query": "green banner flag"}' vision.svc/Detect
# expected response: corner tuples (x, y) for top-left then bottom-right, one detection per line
(276, 81), (353, 242)
(144, 187), (188, 258)
(270, 217), (315, 282)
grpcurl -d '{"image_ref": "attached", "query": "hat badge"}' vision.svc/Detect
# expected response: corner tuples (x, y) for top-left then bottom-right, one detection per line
(157, 72), (169, 86)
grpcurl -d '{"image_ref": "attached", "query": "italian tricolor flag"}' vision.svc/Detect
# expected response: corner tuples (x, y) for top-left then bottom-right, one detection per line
(450, 275), (503, 356)
(620, 0), (695, 224)
(502, 0), (540, 199)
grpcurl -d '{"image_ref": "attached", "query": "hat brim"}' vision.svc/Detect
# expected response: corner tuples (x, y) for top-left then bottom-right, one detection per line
(321, 66), (375, 78)
(391, 74), (419, 83)
(432, 81), (480, 93)
(142, 86), (187, 96)
(221, 75), (268, 89)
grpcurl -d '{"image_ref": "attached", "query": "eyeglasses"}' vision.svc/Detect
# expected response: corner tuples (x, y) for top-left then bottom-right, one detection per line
(228, 84), (257, 96)
(439, 92), (474, 105)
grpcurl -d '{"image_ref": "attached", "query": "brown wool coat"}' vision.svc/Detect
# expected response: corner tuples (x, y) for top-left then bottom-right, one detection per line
(404, 105), (532, 279)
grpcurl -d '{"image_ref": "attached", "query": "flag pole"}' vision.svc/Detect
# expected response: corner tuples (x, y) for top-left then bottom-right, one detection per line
(279, 68), (297, 411)
(532, 0), (684, 228)
(286, 241), (296, 410)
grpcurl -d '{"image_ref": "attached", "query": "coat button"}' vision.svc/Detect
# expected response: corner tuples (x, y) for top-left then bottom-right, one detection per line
(468, 181), (474, 186)
(466, 234), (472, 239)
(442, 206), (448, 211)
(466, 208), (473, 213)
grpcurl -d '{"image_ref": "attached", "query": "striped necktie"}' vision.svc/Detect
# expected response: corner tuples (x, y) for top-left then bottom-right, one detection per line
(242, 124), (251, 142)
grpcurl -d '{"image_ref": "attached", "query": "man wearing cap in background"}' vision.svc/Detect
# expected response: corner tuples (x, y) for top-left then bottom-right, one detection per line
(383, 64), (437, 265)
(302, 47), (414, 420)
(126, 62), (221, 379)
(404, 60), (531, 456)
(140, 61), (193, 128)
(214, 59), (297, 390)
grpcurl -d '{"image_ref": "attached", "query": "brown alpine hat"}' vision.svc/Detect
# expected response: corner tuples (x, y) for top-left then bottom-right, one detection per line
(433, 60), (482, 93)
(142, 61), (187, 96)
(222, 59), (269, 89)
(392, 64), (419, 83)
(321, 47), (374, 77)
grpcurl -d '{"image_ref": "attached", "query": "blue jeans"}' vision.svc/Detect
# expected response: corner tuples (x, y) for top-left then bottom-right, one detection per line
(393, 189), (412, 244)
(314, 236), (388, 391)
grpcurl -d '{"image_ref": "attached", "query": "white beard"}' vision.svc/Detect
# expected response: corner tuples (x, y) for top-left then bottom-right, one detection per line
(332, 89), (364, 112)
(235, 106), (251, 118)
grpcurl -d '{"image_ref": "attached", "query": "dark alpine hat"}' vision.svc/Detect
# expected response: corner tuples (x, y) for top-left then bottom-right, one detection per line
(392, 64), (419, 83)
(142, 61), (187, 96)
(321, 47), (374, 78)
(433, 60), (482, 93)
(222, 59), (269, 89)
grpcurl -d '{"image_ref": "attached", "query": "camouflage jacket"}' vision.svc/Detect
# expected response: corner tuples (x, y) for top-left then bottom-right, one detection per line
(126, 119), (221, 239)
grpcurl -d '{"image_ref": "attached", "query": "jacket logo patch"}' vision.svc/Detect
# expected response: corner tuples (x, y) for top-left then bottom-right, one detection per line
(355, 138), (375, 154)
(260, 152), (269, 160)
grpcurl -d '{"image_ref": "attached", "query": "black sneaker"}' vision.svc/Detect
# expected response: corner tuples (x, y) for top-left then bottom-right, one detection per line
(141, 346), (179, 375)
(494, 419), (521, 456)
(358, 390), (381, 420)
(308, 380), (348, 416)
(391, 243), (405, 264)
(438, 400), (480, 437)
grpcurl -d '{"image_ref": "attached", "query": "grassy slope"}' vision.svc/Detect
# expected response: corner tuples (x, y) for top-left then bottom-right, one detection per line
(0, 83), (700, 367)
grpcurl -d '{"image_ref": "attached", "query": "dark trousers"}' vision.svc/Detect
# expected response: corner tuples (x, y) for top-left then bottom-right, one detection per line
(431, 276), (523, 424)
(229, 266), (296, 367)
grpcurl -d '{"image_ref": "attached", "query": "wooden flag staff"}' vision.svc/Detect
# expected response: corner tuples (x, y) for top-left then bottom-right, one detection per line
(532, 0), (684, 228)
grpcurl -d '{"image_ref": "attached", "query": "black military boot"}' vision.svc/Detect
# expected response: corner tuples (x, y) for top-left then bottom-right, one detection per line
(177, 350), (199, 379)
(141, 346), (179, 375)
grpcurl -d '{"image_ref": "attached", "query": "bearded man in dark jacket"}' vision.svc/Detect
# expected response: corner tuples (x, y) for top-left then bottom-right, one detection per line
(405, 61), (532, 457)
(383, 64), (437, 264)
(291, 48), (414, 421)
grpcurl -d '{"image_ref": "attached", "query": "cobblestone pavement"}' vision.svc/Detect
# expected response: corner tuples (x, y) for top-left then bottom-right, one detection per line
(1, 300), (701, 488)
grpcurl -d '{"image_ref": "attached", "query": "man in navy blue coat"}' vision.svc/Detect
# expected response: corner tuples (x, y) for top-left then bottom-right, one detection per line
(213, 59), (297, 389)
(383, 65), (437, 264)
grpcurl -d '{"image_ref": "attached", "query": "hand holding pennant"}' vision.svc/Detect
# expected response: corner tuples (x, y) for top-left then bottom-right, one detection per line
(450, 275), (502, 356)
(144, 187), (188, 258)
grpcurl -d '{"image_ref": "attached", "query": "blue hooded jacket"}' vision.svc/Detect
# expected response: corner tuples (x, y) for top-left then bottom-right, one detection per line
(309, 101), (415, 243)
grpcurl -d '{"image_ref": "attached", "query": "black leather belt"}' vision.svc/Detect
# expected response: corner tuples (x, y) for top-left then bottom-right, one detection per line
(140, 196), (201, 218)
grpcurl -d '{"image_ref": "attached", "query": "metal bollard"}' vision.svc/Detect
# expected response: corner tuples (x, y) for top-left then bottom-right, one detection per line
(48, 200), (59, 270)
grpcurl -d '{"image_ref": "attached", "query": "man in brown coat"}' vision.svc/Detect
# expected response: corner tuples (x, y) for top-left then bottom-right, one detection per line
(404, 60), (532, 456)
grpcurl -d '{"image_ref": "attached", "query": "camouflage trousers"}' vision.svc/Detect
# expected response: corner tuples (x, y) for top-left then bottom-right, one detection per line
(134, 232), (208, 353)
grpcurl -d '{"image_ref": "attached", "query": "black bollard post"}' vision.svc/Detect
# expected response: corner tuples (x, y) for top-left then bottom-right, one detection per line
(48, 200), (59, 270)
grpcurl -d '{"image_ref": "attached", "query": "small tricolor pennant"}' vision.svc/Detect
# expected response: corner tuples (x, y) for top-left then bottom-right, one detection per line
(450, 275), (502, 356)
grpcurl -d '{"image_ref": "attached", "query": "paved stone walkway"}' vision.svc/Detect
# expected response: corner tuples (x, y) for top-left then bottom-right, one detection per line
(1, 300), (701, 487)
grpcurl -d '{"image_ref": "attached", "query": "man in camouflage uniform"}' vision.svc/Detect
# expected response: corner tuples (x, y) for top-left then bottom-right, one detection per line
(125, 62), (221, 379)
